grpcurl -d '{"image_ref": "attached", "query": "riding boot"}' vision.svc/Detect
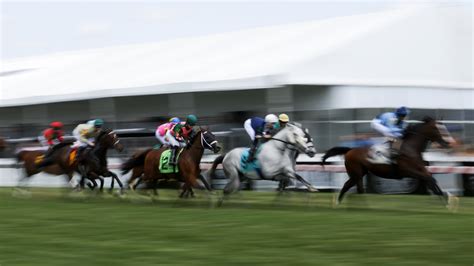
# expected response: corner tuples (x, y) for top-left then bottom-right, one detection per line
(35, 147), (54, 169)
(169, 147), (178, 166)
(388, 141), (399, 178)
(36, 154), (53, 169)
(247, 138), (259, 162)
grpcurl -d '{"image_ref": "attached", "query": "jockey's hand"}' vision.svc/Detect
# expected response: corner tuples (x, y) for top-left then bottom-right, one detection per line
(263, 134), (272, 139)
(88, 142), (95, 147)
(387, 137), (397, 143)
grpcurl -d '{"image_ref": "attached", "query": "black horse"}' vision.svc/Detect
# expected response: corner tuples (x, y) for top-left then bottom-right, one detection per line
(78, 129), (124, 193)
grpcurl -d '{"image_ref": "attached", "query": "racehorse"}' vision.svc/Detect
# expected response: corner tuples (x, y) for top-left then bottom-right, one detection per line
(122, 149), (201, 196)
(16, 141), (78, 189)
(321, 117), (457, 207)
(141, 127), (220, 197)
(0, 138), (6, 151)
(77, 129), (124, 192)
(209, 123), (317, 205)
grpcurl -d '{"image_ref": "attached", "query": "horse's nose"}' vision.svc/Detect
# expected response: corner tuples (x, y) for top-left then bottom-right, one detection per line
(307, 148), (316, 158)
(213, 144), (222, 154)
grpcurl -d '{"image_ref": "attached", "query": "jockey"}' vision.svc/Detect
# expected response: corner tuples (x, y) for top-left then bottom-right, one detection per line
(278, 113), (290, 129)
(167, 114), (198, 165)
(72, 118), (104, 158)
(371, 106), (410, 158)
(263, 114), (280, 137)
(243, 114), (280, 162)
(36, 121), (65, 169)
(155, 117), (181, 146)
(42, 121), (64, 146)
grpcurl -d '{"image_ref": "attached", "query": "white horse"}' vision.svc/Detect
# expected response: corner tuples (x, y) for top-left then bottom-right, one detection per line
(209, 123), (317, 204)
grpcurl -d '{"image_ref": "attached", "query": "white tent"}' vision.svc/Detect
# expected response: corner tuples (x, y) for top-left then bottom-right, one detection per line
(0, 5), (472, 107)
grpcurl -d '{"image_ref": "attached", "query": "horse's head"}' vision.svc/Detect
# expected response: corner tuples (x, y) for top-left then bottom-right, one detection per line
(96, 129), (124, 152)
(190, 127), (221, 154)
(0, 138), (6, 151)
(413, 117), (455, 149)
(286, 123), (317, 157)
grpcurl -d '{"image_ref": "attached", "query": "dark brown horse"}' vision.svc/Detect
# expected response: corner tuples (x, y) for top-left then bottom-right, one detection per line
(0, 138), (7, 151)
(16, 129), (123, 191)
(16, 141), (79, 188)
(142, 127), (220, 197)
(322, 117), (456, 207)
(77, 129), (124, 192)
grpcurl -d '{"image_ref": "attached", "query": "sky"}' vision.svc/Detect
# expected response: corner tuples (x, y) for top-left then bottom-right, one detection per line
(0, 0), (471, 60)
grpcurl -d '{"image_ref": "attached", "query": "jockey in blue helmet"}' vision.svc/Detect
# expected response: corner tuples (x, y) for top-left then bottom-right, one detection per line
(371, 106), (410, 160)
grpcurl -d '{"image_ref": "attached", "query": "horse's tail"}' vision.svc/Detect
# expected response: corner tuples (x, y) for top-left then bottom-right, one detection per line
(208, 153), (226, 180)
(321, 147), (352, 165)
(121, 148), (151, 175)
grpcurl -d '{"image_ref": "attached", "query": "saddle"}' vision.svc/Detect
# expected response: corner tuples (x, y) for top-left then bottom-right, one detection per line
(158, 148), (183, 174)
(367, 143), (393, 164)
(240, 148), (263, 177)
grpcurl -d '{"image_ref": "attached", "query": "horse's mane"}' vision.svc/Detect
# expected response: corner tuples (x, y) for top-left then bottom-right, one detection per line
(96, 128), (113, 142)
(186, 126), (209, 148)
(402, 116), (435, 139)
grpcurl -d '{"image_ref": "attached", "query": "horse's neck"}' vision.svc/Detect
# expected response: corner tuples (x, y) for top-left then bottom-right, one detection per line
(262, 129), (291, 155)
(401, 133), (428, 156)
(185, 134), (204, 164)
(93, 143), (109, 164)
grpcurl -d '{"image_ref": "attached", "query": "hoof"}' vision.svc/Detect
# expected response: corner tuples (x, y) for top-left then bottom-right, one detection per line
(332, 193), (340, 208)
(446, 192), (459, 213)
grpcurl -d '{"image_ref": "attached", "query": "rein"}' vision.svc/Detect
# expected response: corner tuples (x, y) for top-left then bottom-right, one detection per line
(268, 137), (300, 152)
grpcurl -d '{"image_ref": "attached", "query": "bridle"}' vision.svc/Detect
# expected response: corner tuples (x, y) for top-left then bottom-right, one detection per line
(201, 131), (217, 150)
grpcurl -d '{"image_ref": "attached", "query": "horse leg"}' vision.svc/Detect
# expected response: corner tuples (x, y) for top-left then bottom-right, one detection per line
(294, 173), (318, 192)
(277, 178), (290, 192)
(198, 174), (212, 192)
(107, 171), (123, 194)
(132, 177), (142, 191)
(88, 173), (104, 192)
(419, 175), (448, 204)
(337, 160), (367, 204)
(152, 179), (158, 196)
(179, 184), (188, 198)
(112, 172), (124, 194)
(218, 169), (241, 207)
(337, 178), (357, 204)
(110, 175), (115, 191)
(356, 178), (364, 194)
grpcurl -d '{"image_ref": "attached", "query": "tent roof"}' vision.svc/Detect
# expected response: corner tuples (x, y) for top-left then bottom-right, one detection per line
(0, 5), (472, 107)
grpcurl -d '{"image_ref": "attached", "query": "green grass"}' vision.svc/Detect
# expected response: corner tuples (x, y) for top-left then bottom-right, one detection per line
(0, 188), (473, 266)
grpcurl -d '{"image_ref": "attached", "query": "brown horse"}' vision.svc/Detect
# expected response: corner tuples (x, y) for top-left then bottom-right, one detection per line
(16, 141), (79, 188)
(77, 129), (124, 192)
(0, 138), (7, 151)
(121, 148), (151, 190)
(322, 117), (456, 206)
(142, 127), (220, 197)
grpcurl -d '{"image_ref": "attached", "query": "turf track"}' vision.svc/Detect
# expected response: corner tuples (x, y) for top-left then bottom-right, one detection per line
(0, 188), (473, 265)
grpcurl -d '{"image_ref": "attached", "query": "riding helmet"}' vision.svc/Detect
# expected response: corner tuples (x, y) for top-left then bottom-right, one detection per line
(395, 106), (410, 117)
(186, 115), (198, 126)
(265, 114), (279, 124)
(278, 113), (289, 123)
(50, 121), (63, 129)
(94, 119), (104, 127)
(169, 117), (181, 123)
